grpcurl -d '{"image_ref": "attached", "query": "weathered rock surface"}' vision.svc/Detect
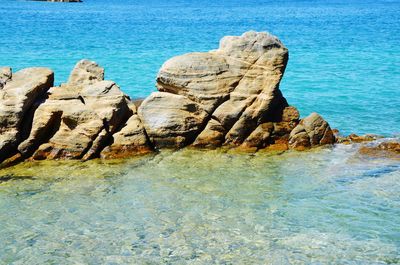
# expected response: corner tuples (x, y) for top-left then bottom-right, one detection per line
(0, 31), (338, 166)
(138, 92), (208, 148)
(157, 31), (290, 147)
(358, 141), (400, 159)
(101, 103), (152, 159)
(0, 67), (12, 89)
(241, 106), (300, 150)
(68, 59), (104, 86)
(18, 60), (151, 161)
(289, 112), (335, 150)
(0, 68), (54, 162)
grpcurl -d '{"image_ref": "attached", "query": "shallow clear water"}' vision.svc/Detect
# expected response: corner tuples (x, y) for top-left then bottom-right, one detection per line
(0, 0), (399, 135)
(1, 1), (400, 263)
(0, 143), (399, 264)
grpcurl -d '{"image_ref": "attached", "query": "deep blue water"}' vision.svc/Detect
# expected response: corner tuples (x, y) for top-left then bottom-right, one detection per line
(0, 0), (399, 135)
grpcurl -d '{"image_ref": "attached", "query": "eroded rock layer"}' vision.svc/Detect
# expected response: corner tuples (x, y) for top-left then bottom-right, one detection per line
(0, 31), (336, 165)
(155, 31), (290, 148)
(0, 67), (54, 162)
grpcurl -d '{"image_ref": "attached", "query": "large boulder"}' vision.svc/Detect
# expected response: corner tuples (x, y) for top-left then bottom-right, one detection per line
(288, 112), (335, 150)
(154, 31), (290, 147)
(138, 92), (208, 148)
(0, 67), (54, 162)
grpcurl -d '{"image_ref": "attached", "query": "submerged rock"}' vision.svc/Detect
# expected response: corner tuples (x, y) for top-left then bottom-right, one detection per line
(0, 31), (338, 165)
(358, 141), (400, 159)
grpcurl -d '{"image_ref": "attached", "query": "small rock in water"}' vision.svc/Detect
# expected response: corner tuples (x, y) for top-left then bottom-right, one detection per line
(337, 133), (380, 144)
(358, 141), (400, 159)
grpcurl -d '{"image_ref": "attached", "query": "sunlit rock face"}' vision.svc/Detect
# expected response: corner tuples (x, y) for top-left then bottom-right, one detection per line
(138, 92), (208, 148)
(148, 31), (334, 149)
(0, 67), (54, 162)
(289, 112), (335, 150)
(0, 31), (336, 165)
(19, 60), (152, 161)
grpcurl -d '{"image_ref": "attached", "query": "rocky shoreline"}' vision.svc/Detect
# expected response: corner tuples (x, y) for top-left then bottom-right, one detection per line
(1, 31), (396, 168)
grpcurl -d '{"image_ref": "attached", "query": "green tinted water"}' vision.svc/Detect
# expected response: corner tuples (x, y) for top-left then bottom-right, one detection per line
(0, 144), (399, 264)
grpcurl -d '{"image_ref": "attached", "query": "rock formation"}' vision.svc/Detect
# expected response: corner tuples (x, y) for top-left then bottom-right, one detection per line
(155, 31), (290, 148)
(0, 31), (336, 166)
(0, 68), (54, 163)
(18, 60), (152, 161)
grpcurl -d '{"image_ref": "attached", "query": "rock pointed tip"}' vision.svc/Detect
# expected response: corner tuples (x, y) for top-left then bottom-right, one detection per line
(68, 59), (105, 86)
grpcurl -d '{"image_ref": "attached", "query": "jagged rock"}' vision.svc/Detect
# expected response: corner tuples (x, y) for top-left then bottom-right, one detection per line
(0, 67), (12, 89)
(288, 127), (311, 150)
(101, 104), (152, 158)
(157, 31), (289, 147)
(18, 61), (133, 160)
(68, 59), (104, 86)
(0, 31), (340, 166)
(27, 81), (130, 160)
(241, 122), (274, 148)
(241, 106), (300, 149)
(0, 68), (54, 162)
(192, 119), (226, 148)
(138, 92), (208, 148)
(289, 112), (335, 149)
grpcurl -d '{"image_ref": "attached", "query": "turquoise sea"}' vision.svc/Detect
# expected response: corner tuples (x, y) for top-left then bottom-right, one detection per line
(1, 0), (400, 264)
(1, 0), (399, 136)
